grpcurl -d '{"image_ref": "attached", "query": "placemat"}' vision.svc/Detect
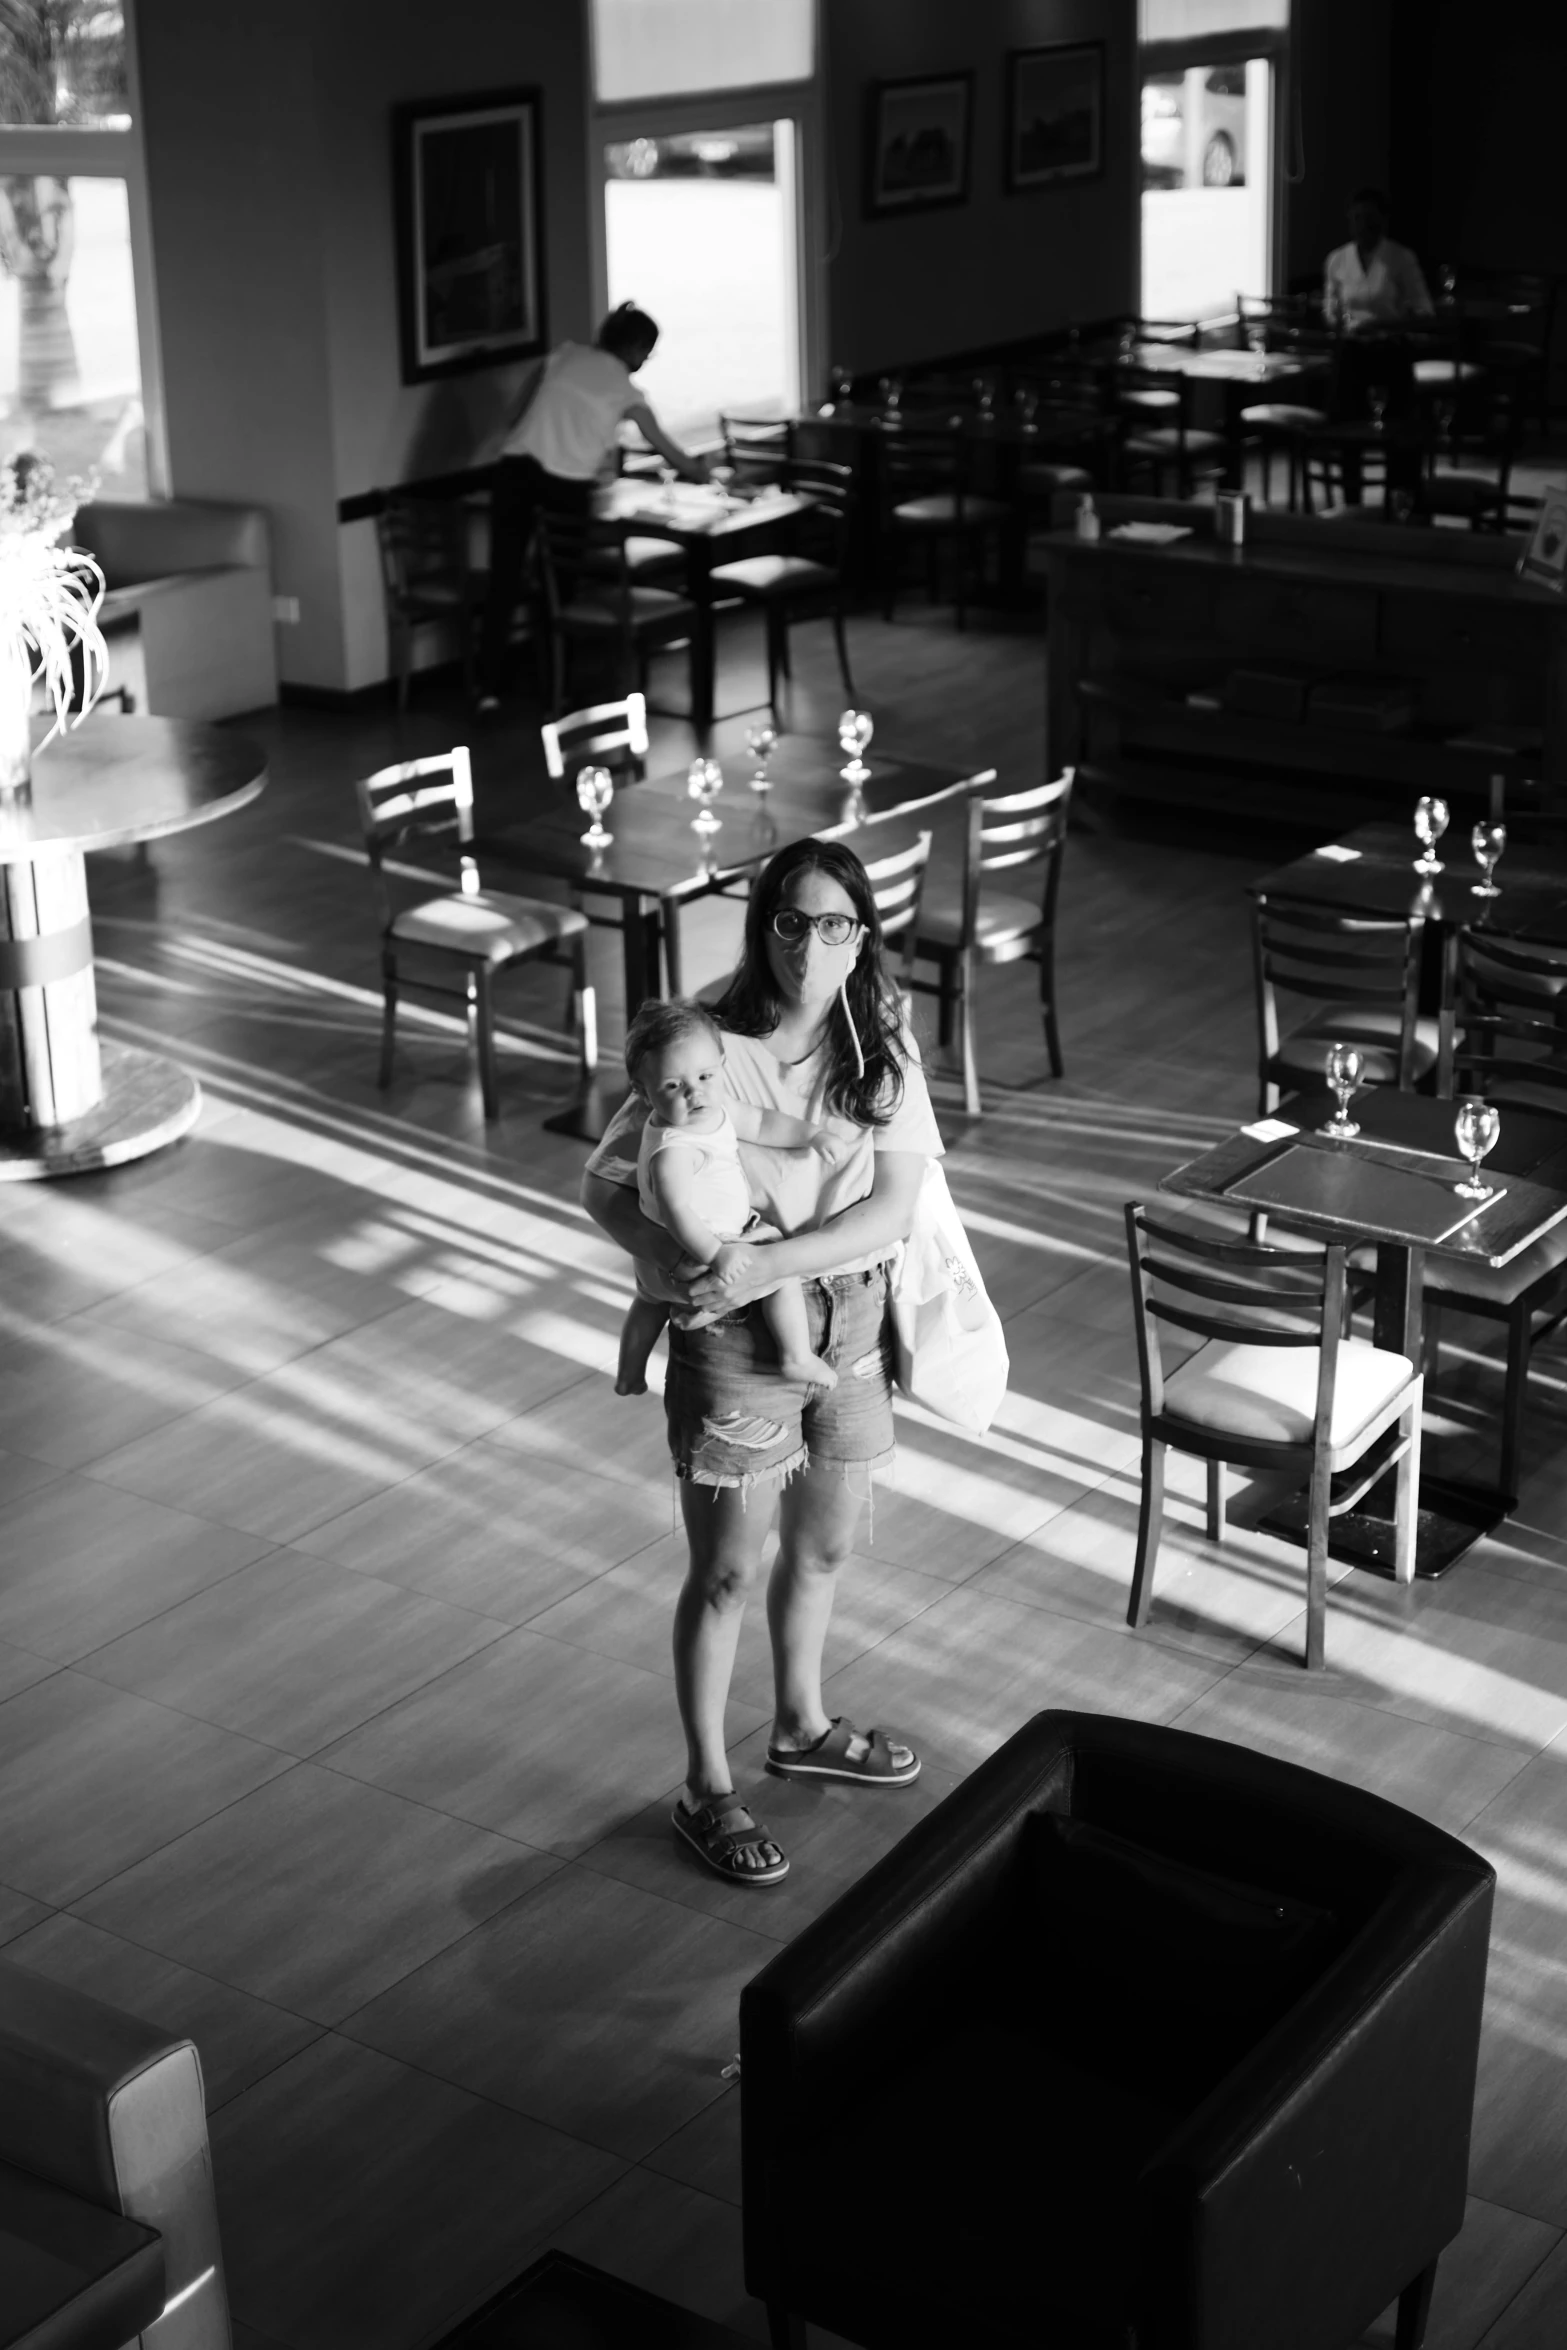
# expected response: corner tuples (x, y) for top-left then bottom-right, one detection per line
(1226, 1142), (1501, 1246)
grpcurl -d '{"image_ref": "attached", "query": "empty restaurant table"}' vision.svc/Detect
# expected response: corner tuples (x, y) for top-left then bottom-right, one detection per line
(478, 733), (995, 1140)
(1251, 819), (1567, 943)
(0, 713), (266, 1178)
(1161, 1086), (1567, 1575)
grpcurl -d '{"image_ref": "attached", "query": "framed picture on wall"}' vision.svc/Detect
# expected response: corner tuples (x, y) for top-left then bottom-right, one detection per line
(865, 73), (973, 217)
(1005, 43), (1105, 192)
(393, 88), (546, 382)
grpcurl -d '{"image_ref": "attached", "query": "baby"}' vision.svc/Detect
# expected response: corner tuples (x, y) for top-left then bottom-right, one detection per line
(615, 997), (846, 1396)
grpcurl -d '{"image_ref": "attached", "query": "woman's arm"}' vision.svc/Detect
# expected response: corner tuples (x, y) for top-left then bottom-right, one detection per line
(687, 1150), (926, 1309)
(626, 397), (711, 481)
(580, 1170), (692, 1278)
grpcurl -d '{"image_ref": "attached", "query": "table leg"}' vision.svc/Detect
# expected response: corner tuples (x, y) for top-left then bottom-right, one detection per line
(542, 890), (660, 1143)
(690, 549), (715, 735)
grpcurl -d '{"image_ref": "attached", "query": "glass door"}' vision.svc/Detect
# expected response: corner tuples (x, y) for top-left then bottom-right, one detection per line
(1140, 53), (1274, 320)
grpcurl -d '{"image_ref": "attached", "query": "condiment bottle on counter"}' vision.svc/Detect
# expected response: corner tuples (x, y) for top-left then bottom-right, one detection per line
(1075, 494), (1100, 541)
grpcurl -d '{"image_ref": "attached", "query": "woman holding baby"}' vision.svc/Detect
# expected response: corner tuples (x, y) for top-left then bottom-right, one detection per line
(581, 838), (942, 1887)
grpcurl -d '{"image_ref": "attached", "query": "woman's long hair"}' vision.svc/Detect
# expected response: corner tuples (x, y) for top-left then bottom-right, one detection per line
(713, 838), (906, 1127)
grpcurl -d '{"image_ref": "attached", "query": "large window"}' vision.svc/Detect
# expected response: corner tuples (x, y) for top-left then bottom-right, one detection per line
(0, 2), (160, 497)
(590, 0), (818, 438)
(1139, 0), (1287, 323)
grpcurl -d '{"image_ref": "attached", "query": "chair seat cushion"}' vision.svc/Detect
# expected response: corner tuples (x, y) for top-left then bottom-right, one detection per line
(917, 883), (1041, 952)
(560, 587), (695, 630)
(1240, 403), (1327, 431)
(1413, 358), (1486, 386)
(1422, 1212), (1567, 1306)
(1124, 427), (1228, 458)
(1269, 1006), (1440, 1091)
(581, 536), (684, 579)
(891, 493), (1009, 529)
(705, 554), (835, 598)
(1018, 461), (1094, 495)
(1164, 1333), (1415, 1448)
(1118, 387), (1180, 413)
(391, 891), (587, 963)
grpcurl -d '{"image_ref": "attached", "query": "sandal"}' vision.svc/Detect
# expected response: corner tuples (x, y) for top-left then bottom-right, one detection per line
(672, 1796), (790, 1886)
(765, 1717), (921, 1787)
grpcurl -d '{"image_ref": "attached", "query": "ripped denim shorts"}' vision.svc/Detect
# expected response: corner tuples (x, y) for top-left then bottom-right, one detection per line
(664, 1262), (896, 1497)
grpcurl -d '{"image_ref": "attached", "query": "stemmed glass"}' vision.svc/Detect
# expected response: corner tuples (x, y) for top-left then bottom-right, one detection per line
(1413, 795), (1449, 875)
(686, 755), (724, 835)
(973, 376), (996, 419)
(1453, 1099), (1501, 1201)
(1471, 820), (1506, 898)
(744, 720), (778, 794)
(838, 708), (874, 783)
(878, 374), (902, 418)
(575, 764), (613, 850)
(1323, 1042), (1364, 1139)
(1368, 384), (1389, 433)
(1014, 387), (1040, 432)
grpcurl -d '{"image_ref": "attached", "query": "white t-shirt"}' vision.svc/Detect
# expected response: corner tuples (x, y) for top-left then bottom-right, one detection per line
(504, 342), (650, 481)
(1323, 239), (1433, 333)
(589, 1025), (944, 1286)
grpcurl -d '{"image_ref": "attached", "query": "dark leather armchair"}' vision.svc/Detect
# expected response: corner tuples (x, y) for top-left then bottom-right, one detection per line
(742, 1711), (1494, 2350)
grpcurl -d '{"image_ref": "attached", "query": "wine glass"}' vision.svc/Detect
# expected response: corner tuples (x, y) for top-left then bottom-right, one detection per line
(686, 755), (723, 835)
(575, 764), (613, 850)
(837, 708), (874, 783)
(1323, 1042), (1364, 1139)
(1439, 262), (1457, 304)
(1453, 1098), (1500, 1201)
(973, 376), (996, 419)
(1471, 820), (1506, 898)
(1245, 315), (1267, 356)
(743, 720), (778, 793)
(878, 374), (902, 417)
(1014, 387), (1039, 432)
(1413, 795), (1449, 875)
(1368, 384), (1389, 433)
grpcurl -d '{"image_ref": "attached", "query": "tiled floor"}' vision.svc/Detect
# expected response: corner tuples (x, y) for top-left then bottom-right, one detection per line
(1, 594), (1566, 2347)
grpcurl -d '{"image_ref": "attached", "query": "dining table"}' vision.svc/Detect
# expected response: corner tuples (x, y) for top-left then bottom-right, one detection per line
(1161, 1084), (1567, 1575)
(1253, 819), (1567, 941)
(478, 733), (996, 1140)
(595, 475), (809, 731)
(0, 712), (267, 1179)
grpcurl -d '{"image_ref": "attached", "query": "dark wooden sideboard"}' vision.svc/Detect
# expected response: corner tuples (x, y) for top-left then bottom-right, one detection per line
(1043, 502), (1567, 824)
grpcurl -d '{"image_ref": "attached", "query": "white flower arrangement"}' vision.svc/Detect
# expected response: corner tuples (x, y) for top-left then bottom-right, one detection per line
(0, 453), (109, 789)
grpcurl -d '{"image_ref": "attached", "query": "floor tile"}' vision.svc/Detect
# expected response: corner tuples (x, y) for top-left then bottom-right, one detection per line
(1358, 2197), (1560, 2350)
(644, 2087), (742, 2207)
(0, 1323), (255, 1470)
(211, 2034), (623, 2350)
(0, 1448), (63, 1508)
(0, 1884), (53, 1945)
(344, 1863), (771, 2162)
(0, 1474), (271, 1662)
(551, 2168), (765, 2343)
(294, 1438), (669, 1622)
(1461, 1747), (1567, 2226)
(0, 1639), (56, 1701)
(0, 1670), (289, 1905)
(484, 1376), (677, 1493)
(75, 1763), (556, 2024)
(79, 1547), (507, 1755)
(1475, 2235), (1567, 2348)
(4, 1912), (321, 2110)
(320, 1629), (763, 1857)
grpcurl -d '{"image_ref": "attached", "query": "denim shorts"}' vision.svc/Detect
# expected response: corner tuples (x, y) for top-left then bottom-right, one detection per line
(664, 1263), (896, 1496)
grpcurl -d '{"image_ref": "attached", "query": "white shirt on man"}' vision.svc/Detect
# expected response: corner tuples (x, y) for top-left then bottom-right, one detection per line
(502, 341), (652, 480)
(1323, 238), (1433, 333)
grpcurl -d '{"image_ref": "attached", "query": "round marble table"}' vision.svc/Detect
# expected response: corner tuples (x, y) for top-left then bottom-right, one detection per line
(0, 713), (266, 1179)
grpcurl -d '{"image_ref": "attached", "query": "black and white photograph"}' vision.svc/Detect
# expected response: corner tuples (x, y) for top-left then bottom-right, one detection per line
(1005, 40), (1105, 190)
(394, 87), (545, 380)
(864, 72), (973, 215)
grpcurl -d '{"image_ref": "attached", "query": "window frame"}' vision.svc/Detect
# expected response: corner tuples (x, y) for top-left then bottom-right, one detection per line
(0, 0), (167, 497)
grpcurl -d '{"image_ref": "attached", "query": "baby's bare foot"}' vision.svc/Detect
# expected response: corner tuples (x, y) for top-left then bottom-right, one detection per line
(779, 1353), (838, 1391)
(614, 1372), (648, 1396)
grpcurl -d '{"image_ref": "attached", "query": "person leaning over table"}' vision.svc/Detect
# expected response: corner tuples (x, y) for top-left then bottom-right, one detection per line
(1323, 187), (1434, 505)
(476, 300), (710, 709)
(581, 837), (939, 1890)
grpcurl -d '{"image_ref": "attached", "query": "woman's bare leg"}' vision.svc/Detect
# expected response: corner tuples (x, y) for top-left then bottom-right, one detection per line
(766, 1459), (862, 1748)
(673, 1477), (777, 1804)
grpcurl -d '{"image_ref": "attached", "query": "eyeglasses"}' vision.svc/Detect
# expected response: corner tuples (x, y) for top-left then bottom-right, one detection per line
(770, 908), (863, 948)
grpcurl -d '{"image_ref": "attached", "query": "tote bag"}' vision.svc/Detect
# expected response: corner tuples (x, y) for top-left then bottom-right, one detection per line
(889, 1161), (1008, 1434)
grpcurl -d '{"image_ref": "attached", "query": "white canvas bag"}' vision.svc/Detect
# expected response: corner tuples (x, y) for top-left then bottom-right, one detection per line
(889, 1161), (1009, 1434)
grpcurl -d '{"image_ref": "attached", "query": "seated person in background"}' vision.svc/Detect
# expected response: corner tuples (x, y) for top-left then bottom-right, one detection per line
(616, 997), (849, 1397)
(1323, 188), (1433, 504)
(1324, 187), (1434, 333)
(477, 300), (710, 708)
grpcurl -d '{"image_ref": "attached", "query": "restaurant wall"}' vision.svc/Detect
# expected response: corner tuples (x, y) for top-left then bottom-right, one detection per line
(822, 0), (1140, 377)
(1283, 0), (1392, 294)
(136, 0), (594, 692)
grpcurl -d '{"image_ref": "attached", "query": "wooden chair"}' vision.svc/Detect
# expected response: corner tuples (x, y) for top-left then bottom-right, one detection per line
(861, 827), (933, 991)
(375, 492), (486, 710)
(1252, 896), (1436, 1113)
(910, 769), (1072, 1114)
(719, 413), (793, 486)
(1116, 370), (1227, 497)
(877, 425), (1008, 630)
(705, 457), (856, 715)
(356, 746), (594, 1120)
(540, 692), (649, 789)
(1232, 295), (1330, 511)
(1416, 377), (1522, 533)
(534, 507), (698, 711)
(1126, 1205), (1423, 1669)
(1422, 930), (1567, 1495)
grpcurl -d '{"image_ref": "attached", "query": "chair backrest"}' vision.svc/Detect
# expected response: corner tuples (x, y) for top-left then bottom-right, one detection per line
(781, 456), (854, 565)
(535, 505), (627, 618)
(355, 746), (475, 920)
(879, 424), (965, 506)
(720, 414), (792, 484)
(1116, 362), (1193, 438)
(1252, 895), (1425, 1089)
(1126, 1202), (1344, 1444)
(956, 769), (1073, 947)
(1440, 930), (1567, 1111)
(862, 828), (933, 952)
(375, 494), (473, 608)
(540, 693), (649, 783)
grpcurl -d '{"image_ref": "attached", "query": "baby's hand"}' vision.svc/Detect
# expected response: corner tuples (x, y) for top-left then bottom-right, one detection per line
(810, 1129), (852, 1166)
